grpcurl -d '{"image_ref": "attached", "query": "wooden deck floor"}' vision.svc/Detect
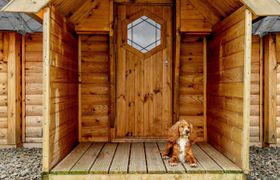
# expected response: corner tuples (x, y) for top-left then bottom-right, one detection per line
(51, 142), (242, 174)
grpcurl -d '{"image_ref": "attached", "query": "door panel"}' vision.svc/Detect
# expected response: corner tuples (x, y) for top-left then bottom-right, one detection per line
(116, 4), (173, 138)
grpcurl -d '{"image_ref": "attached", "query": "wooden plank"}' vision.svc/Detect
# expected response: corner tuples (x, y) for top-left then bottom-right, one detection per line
(242, 9), (251, 172)
(157, 142), (186, 173)
(90, 143), (118, 174)
(6, 32), (22, 146)
(109, 143), (130, 173)
(241, 0), (280, 16)
(22, 35), (26, 143)
(42, 7), (51, 172)
(198, 142), (241, 172)
(71, 143), (104, 173)
(129, 143), (146, 174)
(52, 143), (92, 173)
(48, 174), (245, 179)
(192, 144), (222, 173)
(264, 34), (277, 145)
(203, 37), (207, 141)
(78, 36), (81, 142)
(145, 142), (166, 173)
(1, 0), (49, 13)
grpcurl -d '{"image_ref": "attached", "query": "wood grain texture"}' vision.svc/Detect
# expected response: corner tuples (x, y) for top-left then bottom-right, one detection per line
(23, 33), (43, 146)
(207, 7), (251, 169)
(115, 5), (172, 138)
(179, 35), (205, 142)
(250, 36), (262, 146)
(44, 6), (79, 171)
(50, 142), (242, 175)
(0, 32), (8, 145)
(80, 35), (110, 142)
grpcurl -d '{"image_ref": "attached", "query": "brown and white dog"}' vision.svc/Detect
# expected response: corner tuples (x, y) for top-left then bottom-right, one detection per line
(162, 120), (197, 167)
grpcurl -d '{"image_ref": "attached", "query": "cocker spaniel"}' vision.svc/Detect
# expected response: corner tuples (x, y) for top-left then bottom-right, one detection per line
(162, 119), (197, 167)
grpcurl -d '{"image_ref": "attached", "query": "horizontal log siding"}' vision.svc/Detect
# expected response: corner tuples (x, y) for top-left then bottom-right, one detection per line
(47, 7), (79, 169)
(80, 35), (110, 142)
(0, 32), (8, 145)
(250, 36), (261, 145)
(207, 8), (249, 168)
(24, 33), (43, 144)
(179, 35), (204, 142)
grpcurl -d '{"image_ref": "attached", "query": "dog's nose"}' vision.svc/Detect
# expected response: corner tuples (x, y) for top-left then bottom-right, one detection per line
(185, 129), (189, 134)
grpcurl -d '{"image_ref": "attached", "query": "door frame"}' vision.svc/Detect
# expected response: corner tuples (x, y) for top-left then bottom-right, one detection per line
(111, 2), (175, 141)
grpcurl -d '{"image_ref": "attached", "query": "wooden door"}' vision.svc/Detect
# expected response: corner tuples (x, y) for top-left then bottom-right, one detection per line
(116, 4), (173, 139)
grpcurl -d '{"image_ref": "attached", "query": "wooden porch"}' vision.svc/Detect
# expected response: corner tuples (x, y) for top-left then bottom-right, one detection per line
(50, 142), (242, 175)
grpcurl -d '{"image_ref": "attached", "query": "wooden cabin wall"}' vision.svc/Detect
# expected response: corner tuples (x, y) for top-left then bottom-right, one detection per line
(180, 0), (212, 33)
(79, 35), (110, 142)
(0, 32), (22, 147)
(179, 35), (205, 142)
(69, 0), (110, 33)
(43, 7), (79, 170)
(0, 32), (7, 145)
(207, 8), (251, 169)
(250, 35), (262, 146)
(22, 33), (43, 146)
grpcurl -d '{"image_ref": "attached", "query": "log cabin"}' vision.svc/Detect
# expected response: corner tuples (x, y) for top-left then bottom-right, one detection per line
(0, 0), (43, 148)
(250, 17), (280, 147)
(1, 0), (280, 179)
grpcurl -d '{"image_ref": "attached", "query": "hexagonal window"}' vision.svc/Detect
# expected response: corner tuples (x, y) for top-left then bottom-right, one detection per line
(127, 16), (161, 53)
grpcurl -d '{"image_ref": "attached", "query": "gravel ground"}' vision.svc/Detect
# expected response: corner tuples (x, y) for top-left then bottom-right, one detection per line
(0, 146), (278, 179)
(248, 146), (280, 180)
(0, 148), (42, 180)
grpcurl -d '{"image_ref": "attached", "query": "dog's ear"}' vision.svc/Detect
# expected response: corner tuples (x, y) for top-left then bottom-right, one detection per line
(168, 121), (180, 143)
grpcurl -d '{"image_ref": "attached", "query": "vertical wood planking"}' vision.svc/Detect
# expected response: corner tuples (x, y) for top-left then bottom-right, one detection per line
(242, 9), (251, 172)
(0, 32), (8, 145)
(203, 37), (207, 141)
(42, 7), (51, 172)
(6, 32), (22, 146)
(21, 35), (26, 143)
(264, 34), (277, 145)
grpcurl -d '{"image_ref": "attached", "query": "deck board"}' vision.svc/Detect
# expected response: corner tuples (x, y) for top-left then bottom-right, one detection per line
(145, 142), (166, 173)
(129, 143), (147, 173)
(70, 143), (104, 173)
(51, 142), (242, 174)
(90, 143), (118, 174)
(192, 144), (223, 173)
(157, 142), (186, 173)
(198, 142), (242, 173)
(110, 143), (130, 174)
(52, 143), (92, 173)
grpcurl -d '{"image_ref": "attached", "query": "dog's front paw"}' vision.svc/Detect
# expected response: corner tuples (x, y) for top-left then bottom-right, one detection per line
(162, 155), (170, 160)
(169, 162), (178, 166)
(190, 163), (197, 168)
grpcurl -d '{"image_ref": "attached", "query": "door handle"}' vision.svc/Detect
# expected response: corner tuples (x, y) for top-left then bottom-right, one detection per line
(165, 59), (168, 65)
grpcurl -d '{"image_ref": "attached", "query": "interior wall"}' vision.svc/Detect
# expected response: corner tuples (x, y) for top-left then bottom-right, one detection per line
(23, 33), (43, 146)
(43, 7), (79, 170)
(250, 35), (262, 146)
(180, 0), (212, 33)
(80, 34), (110, 142)
(179, 35), (205, 142)
(207, 8), (251, 169)
(0, 32), (8, 145)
